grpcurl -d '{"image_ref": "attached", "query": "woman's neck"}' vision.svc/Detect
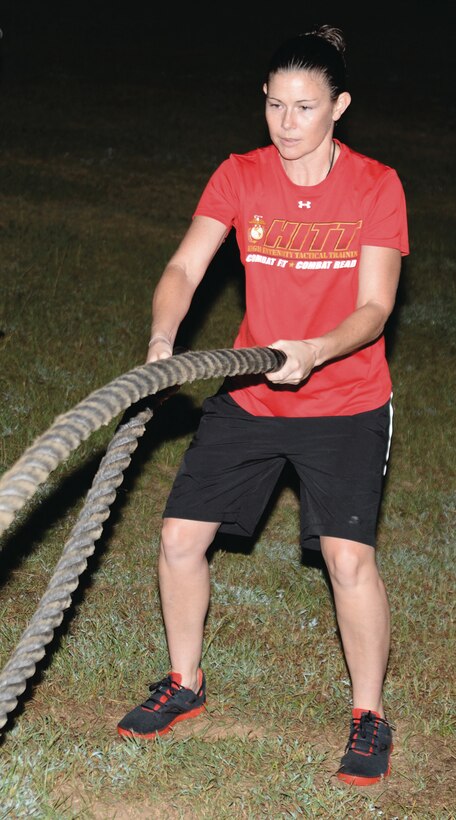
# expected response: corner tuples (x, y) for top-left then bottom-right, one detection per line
(280, 140), (339, 186)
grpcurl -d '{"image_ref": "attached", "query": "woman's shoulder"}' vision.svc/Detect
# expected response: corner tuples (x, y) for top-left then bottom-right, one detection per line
(339, 141), (399, 179)
(337, 142), (407, 222)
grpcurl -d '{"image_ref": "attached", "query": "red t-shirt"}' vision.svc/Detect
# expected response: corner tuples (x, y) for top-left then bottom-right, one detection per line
(193, 140), (409, 417)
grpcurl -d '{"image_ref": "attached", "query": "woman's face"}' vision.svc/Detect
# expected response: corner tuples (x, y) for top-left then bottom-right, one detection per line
(264, 69), (348, 162)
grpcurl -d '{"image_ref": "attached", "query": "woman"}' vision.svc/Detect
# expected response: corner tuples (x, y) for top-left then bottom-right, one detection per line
(117, 25), (409, 786)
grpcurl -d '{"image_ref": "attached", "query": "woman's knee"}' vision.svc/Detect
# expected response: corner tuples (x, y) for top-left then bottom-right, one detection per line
(321, 537), (378, 588)
(160, 517), (219, 563)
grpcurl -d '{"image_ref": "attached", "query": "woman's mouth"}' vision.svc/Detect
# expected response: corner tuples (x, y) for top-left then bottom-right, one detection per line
(279, 137), (300, 147)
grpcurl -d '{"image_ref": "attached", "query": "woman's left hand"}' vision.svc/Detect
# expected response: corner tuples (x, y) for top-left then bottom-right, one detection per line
(266, 340), (318, 385)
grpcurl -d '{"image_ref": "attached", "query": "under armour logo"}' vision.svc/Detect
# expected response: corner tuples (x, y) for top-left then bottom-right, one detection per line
(298, 200), (311, 209)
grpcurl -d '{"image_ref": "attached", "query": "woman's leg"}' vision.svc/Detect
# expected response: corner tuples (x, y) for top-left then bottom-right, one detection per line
(158, 517), (220, 693)
(320, 536), (390, 716)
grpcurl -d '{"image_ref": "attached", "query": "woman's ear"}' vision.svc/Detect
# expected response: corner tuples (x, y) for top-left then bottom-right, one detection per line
(263, 82), (268, 96)
(333, 91), (351, 122)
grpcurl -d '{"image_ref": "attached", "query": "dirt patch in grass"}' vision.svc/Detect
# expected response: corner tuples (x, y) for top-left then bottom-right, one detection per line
(56, 777), (183, 820)
(30, 697), (456, 816)
(33, 694), (271, 742)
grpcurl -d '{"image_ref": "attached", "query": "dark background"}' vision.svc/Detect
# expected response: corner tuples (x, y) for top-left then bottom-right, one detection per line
(1, 2), (454, 210)
(0, 2), (453, 97)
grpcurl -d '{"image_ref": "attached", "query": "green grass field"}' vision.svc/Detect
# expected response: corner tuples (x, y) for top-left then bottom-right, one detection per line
(0, 11), (455, 819)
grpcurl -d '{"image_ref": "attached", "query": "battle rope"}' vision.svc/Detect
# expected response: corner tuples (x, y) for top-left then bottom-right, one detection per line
(0, 346), (285, 729)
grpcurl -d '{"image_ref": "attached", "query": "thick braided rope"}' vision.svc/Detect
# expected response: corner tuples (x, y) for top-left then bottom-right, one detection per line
(0, 347), (284, 534)
(0, 346), (284, 729)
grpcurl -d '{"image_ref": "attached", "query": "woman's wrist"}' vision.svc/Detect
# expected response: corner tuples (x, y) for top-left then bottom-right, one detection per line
(302, 338), (323, 367)
(148, 334), (173, 347)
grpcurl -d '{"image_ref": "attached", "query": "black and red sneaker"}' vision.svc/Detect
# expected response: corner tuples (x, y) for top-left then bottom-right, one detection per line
(117, 669), (206, 739)
(337, 708), (394, 786)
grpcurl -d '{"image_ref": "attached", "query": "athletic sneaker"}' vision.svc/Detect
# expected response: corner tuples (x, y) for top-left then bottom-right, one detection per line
(337, 708), (394, 785)
(117, 669), (206, 739)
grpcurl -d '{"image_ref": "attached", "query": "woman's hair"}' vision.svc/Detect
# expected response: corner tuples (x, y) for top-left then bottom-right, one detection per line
(266, 24), (348, 99)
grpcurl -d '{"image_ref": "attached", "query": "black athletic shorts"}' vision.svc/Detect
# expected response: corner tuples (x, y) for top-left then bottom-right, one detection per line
(163, 391), (393, 551)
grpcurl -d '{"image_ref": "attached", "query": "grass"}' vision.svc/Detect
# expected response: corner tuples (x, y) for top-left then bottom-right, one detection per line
(1, 12), (455, 819)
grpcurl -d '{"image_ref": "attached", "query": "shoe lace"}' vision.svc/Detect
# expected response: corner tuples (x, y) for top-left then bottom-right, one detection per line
(142, 675), (183, 711)
(346, 711), (393, 755)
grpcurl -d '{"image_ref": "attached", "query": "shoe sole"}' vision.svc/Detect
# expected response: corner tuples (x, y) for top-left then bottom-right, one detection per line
(117, 703), (206, 740)
(336, 745), (393, 786)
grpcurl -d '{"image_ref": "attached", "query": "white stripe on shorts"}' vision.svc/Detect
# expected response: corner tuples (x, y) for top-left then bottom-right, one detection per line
(383, 393), (394, 475)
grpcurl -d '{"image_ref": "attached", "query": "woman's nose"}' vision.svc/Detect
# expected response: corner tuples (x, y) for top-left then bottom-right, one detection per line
(282, 109), (295, 130)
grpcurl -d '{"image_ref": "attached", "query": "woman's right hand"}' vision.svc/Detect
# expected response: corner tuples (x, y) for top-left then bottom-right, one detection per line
(146, 335), (174, 363)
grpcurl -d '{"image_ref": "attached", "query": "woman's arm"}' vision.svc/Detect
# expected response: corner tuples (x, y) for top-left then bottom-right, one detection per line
(146, 215), (229, 362)
(267, 245), (402, 385)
